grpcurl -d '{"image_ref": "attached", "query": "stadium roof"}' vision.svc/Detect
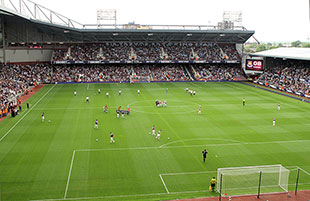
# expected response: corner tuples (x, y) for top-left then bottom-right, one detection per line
(0, 0), (254, 44)
(250, 48), (310, 61)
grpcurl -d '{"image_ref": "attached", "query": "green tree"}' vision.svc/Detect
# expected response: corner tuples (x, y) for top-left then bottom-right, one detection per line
(302, 43), (310, 48)
(266, 42), (272, 48)
(291, 40), (301, 47)
(256, 44), (267, 52)
(269, 46), (279, 50)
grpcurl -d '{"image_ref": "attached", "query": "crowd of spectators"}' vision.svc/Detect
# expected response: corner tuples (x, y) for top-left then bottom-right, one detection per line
(193, 64), (245, 81)
(255, 60), (310, 97)
(53, 48), (68, 61)
(220, 44), (240, 60)
(0, 64), (42, 118)
(52, 42), (240, 62)
(132, 42), (162, 61)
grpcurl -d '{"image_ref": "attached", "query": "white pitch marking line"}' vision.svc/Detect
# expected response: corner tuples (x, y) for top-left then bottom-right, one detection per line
(30, 189), (210, 201)
(0, 84), (56, 142)
(296, 166), (310, 176)
(64, 150), (76, 199)
(76, 139), (310, 152)
(161, 170), (217, 176)
(29, 178), (310, 201)
(159, 174), (170, 194)
(160, 138), (242, 148)
(33, 107), (103, 110)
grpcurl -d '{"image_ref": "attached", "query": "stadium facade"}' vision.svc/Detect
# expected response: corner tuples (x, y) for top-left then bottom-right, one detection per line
(0, 0), (254, 64)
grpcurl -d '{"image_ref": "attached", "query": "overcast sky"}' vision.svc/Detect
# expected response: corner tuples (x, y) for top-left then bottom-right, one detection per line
(32, 0), (310, 43)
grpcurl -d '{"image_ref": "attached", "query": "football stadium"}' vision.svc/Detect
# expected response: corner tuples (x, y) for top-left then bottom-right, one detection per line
(0, 1), (310, 201)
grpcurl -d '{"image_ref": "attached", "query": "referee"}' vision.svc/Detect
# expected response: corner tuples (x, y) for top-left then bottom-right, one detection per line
(202, 149), (208, 163)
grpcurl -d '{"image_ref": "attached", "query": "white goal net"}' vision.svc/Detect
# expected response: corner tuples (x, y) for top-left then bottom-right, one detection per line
(217, 165), (290, 196)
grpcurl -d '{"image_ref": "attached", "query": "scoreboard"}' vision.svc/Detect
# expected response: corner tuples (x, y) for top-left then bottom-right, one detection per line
(245, 59), (264, 71)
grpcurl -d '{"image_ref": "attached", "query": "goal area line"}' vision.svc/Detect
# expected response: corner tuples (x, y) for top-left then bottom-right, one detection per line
(31, 164), (310, 201)
(159, 165), (310, 198)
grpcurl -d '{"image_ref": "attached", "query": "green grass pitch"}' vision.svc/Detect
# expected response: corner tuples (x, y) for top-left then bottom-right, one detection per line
(0, 82), (310, 201)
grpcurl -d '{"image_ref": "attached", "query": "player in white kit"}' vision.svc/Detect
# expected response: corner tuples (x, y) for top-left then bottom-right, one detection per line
(156, 130), (161, 140)
(98, 89), (101, 94)
(273, 117), (276, 127)
(86, 96), (89, 103)
(74, 90), (76, 96)
(152, 125), (155, 135)
(138, 89), (140, 96)
(41, 112), (45, 122)
(106, 92), (109, 98)
(278, 103), (280, 110)
(198, 107), (201, 114)
(94, 119), (98, 128)
(110, 132), (115, 143)
(119, 90), (122, 95)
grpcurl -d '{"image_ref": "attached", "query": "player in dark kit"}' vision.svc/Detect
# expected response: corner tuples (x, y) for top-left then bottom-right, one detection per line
(242, 98), (246, 106)
(202, 149), (208, 163)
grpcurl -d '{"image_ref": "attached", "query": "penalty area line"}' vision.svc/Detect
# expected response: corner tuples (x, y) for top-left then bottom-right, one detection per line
(0, 84), (56, 142)
(64, 150), (76, 199)
(75, 139), (310, 152)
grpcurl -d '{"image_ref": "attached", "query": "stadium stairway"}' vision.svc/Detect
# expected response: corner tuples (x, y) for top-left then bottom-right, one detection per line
(183, 66), (194, 81)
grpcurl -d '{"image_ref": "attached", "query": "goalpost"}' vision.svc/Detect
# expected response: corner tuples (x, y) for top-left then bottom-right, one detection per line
(217, 165), (290, 196)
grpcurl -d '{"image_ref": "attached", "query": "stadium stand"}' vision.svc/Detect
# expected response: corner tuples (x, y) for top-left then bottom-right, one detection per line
(51, 42), (240, 62)
(254, 59), (310, 98)
(1, 2), (310, 201)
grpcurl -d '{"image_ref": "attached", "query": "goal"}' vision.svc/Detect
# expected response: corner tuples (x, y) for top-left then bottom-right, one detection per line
(217, 165), (290, 196)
